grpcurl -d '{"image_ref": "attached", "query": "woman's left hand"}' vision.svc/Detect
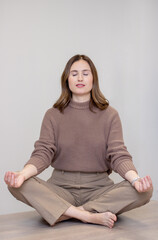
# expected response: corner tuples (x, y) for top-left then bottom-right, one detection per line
(134, 176), (153, 193)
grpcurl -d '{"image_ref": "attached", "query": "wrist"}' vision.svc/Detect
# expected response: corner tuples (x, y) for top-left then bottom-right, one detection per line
(20, 164), (37, 180)
(19, 170), (27, 181)
(131, 177), (141, 186)
(125, 170), (139, 183)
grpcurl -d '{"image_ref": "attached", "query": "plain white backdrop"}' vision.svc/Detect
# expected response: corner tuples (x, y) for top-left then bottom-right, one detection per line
(0, 0), (157, 215)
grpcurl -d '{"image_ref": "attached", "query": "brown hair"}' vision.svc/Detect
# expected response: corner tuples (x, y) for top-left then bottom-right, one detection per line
(53, 54), (109, 113)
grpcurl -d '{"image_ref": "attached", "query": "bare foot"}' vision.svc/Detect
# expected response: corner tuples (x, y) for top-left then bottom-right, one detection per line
(53, 206), (85, 225)
(52, 206), (116, 229)
(78, 206), (117, 228)
(88, 212), (117, 229)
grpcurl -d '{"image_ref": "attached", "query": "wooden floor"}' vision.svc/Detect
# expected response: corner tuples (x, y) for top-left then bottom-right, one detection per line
(1, 200), (158, 240)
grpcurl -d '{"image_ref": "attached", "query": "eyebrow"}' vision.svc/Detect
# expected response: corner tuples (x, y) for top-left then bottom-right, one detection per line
(70, 69), (91, 73)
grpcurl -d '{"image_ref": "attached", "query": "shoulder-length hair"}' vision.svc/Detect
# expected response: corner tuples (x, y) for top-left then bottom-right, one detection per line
(53, 54), (109, 113)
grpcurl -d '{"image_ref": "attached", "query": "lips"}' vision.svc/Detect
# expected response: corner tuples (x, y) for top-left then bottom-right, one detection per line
(76, 84), (85, 87)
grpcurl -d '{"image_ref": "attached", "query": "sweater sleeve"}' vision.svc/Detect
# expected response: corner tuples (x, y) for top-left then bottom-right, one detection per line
(24, 109), (57, 174)
(106, 110), (137, 178)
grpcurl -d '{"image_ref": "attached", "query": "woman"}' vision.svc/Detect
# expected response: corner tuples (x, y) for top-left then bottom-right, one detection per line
(4, 54), (153, 229)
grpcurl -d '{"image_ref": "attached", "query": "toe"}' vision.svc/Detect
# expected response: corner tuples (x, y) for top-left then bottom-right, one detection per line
(108, 220), (114, 229)
(111, 213), (117, 222)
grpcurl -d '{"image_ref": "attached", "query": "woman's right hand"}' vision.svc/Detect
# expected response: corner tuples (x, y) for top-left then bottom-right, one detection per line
(4, 164), (38, 188)
(4, 171), (25, 188)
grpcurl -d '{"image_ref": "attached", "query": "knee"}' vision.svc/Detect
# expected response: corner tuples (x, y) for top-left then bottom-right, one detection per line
(8, 185), (21, 200)
(142, 187), (153, 203)
(134, 186), (153, 206)
(8, 185), (16, 194)
(7, 182), (32, 206)
(7, 177), (34, 199)
(124, 181), (153, 206)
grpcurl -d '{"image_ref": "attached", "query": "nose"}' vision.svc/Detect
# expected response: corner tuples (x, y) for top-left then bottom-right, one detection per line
(78, 72), (83, 81)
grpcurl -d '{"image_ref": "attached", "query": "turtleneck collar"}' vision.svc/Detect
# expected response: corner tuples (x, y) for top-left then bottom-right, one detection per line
(69, 98), (90, 109)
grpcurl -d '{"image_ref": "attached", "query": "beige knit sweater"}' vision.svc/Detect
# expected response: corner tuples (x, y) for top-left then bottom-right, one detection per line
(25, 98), (137, 178)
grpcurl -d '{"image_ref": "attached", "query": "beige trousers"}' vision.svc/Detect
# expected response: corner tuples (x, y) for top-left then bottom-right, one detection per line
(8, 169), (153, 225)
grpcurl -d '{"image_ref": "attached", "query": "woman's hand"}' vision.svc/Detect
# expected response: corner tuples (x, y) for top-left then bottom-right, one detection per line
(125, 171), (153, 193)
(4, 164), (38, 188)
(134, 176), (153, 193)
(4, 171), (25, 188)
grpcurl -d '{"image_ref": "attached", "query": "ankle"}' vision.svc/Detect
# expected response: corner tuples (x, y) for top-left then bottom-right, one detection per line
(84, 211), (94, 223)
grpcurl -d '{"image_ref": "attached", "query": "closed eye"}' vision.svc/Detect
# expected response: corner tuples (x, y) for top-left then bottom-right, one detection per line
(72, 73), (78, 76)
(70, 69), (91, 77)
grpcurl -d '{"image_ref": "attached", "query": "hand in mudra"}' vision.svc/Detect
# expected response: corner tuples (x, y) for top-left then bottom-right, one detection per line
(4, 171), (25, 188)
(134, 176), (153, 193)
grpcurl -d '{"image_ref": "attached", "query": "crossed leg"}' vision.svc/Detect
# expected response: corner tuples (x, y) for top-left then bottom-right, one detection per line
(55, 180), (152, 228)
(8, 177), (152, 229)
(54, 205), (117, 229)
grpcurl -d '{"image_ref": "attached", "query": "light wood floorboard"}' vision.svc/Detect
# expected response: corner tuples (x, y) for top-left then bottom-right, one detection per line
(1, 200), (158, 240)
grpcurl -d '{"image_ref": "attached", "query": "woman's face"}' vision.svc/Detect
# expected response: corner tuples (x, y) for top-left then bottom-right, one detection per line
(68, 60), (93, 100)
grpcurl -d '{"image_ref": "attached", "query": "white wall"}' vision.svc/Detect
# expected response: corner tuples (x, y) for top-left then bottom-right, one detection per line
(0, 0), (157, 215)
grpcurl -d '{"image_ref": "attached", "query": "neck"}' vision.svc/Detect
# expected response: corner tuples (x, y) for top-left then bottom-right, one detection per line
(71, 94), (91, 103)
(69, 98), (90, 109)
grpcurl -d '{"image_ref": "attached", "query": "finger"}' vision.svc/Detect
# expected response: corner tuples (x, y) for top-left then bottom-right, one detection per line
(15, 176), (20, 188)
(9, 173), (13, 186)
(146, 176), (153, 190)
(4, 172), (9, 184)
(11, 173), (16, 187)
(143, 176), (151, 191)
(133, 181), (139, 192)
(11, 173), (14, 186)
(147, 176), (153, 187)
(142, 178), (148, 192)
(139, 181), (143, 192)
(15, 176), (18, 186)
(136, 184), (141, 192)
(7, 171), (12, 184)
(143, 177), (148, 192)
(144, 176), (150, 189)
(12, 173), (19, 187)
